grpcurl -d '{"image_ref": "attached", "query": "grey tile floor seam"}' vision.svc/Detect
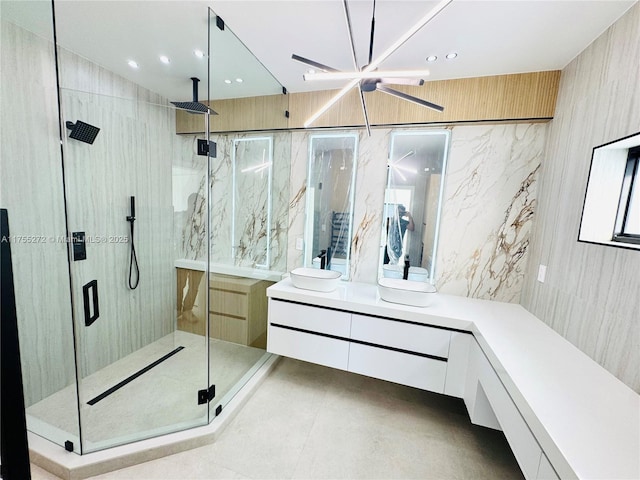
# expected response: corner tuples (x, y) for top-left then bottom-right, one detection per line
(31, 358), (524, 480)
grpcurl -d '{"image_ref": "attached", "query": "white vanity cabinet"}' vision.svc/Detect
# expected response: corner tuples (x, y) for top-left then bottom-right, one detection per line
(348, 314), (450, 392)
(267, 299), (472, 398)
(465, 338), (558, 480)
(267, 300), (351, 369)
(266, 280), (640, 480)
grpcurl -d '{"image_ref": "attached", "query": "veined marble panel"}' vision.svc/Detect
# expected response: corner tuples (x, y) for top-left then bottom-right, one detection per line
(177, 132), (291, 273)
(286, 132), (310, 271)
(286, 125), (544, 292)
(436, 124), (546, 302)
(349, 129), (391, 283)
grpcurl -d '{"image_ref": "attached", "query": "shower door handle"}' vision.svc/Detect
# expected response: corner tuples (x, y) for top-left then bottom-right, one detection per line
(83, 279), (100, 326)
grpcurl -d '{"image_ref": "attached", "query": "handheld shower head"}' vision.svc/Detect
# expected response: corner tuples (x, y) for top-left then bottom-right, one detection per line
(66, 120), (100, 144)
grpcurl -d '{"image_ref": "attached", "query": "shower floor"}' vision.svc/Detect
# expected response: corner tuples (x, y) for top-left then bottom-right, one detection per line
(26, 330), (267, 452)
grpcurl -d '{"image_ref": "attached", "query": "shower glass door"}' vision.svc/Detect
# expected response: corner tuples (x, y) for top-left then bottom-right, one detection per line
(54, 2), (212, 453)
(1, 0), (81, 453)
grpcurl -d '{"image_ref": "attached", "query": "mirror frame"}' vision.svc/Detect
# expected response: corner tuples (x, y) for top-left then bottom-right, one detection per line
(379, 129), (450, 284)
(303, 133), (359, 280)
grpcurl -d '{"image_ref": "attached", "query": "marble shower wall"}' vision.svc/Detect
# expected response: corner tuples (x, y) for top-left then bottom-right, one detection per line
(287, 125), (545, 301)
(176, 132), (291, 273)
(521, 3), (640, 392)
(0, 19), (78, 408)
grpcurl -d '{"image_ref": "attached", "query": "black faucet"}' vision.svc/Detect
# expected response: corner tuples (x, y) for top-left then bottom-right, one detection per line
(318, 249), (327, 269)
(318, 247), (333, 270)
(403, 255), (410, 280)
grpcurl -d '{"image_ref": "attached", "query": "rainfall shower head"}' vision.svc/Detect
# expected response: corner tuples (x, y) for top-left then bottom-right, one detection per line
(66, 120), (100, 144)
(171, 77), (218, 115)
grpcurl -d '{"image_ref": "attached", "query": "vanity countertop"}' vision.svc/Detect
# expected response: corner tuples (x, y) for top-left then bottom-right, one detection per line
(175, 259), (284, 282)
(267, 279), (640, 480)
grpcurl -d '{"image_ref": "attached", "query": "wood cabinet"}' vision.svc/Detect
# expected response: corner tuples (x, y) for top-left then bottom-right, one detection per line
(210, 274), (273, 348)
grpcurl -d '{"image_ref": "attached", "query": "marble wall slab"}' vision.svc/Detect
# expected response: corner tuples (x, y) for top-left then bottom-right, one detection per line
(176, 132), (291, 274)
(521, 3), (640, 392)
(286, 125), (545, 299)
(436, 124), (546, 302)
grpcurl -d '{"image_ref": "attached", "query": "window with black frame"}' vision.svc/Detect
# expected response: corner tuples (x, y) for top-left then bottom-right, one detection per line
(613, 146), (640, 245)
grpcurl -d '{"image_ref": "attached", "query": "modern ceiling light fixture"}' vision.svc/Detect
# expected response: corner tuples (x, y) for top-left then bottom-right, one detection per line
(292, 0), (452, 133)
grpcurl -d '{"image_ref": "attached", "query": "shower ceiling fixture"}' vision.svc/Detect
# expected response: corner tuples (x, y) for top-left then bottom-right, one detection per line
(170, 77), (218, 115)
(292, 0), (452, 135)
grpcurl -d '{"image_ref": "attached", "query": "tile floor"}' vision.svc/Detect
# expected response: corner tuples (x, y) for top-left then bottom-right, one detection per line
(27, 331), (266, 452)
(31, 357), (524, 480)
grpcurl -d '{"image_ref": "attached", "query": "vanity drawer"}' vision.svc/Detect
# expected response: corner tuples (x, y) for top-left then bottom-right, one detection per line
(477, 350), (542, 480)
(268, 324), (349, 370)
(351, 314), (451, 358)
(210, 289), (247, 317)
(348, 343), (447, 393)
(268, 300), (351, 337)
(209, 313), (247, 345)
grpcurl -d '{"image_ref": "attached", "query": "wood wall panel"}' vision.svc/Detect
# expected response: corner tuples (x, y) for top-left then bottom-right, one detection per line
(290, 71), (561, 128)
(176, 93), (289, 134)
(176, 71), (560, 134)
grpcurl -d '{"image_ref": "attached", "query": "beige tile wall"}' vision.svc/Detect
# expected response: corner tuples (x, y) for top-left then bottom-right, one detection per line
(521, 3), (640, 393)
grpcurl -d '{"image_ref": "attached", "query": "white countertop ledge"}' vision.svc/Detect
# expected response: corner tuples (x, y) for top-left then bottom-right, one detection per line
(267, 279), (640, 480)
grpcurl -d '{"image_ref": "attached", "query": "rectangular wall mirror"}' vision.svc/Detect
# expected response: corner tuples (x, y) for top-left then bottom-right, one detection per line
(380, 130), (450, 283)
(304, 133), (358, 280)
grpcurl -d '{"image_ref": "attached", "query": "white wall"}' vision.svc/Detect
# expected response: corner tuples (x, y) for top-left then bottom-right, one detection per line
(521, 3), (640, 393)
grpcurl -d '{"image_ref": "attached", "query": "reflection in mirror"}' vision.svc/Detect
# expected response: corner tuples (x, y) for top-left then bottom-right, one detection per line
(304, 134), (358, 280)
(380, 130), (450, 283)
(232, 136), (273, 268)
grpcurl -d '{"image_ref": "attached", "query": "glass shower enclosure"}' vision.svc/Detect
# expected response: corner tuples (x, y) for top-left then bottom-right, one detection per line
(0, 1), (286, 455)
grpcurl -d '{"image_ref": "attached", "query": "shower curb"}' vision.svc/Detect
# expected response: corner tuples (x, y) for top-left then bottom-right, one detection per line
(29, 354), (282, 480)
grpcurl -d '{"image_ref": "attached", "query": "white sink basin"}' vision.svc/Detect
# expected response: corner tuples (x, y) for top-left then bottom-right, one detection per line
(378, 277), (437, 307)
(290, 267), (342, 292)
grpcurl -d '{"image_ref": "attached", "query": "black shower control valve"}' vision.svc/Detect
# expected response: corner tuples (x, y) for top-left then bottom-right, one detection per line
(72, 231), (86, 261)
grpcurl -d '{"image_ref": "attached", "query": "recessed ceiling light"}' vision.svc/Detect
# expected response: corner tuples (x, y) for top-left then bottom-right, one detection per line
(307, 68), (316, 74)
(445, 52), (458, 60)
(235, 78), (243, 83)
(193, 49), (205, 58)
(224, 79), (232, 84)
(127, 60), (139, 69)
(426, 55), (437, 62)
(159, 55), (170, 64)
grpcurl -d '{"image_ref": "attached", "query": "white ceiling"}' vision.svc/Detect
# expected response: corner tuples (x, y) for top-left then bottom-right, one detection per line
(2, 0), (636, 102)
